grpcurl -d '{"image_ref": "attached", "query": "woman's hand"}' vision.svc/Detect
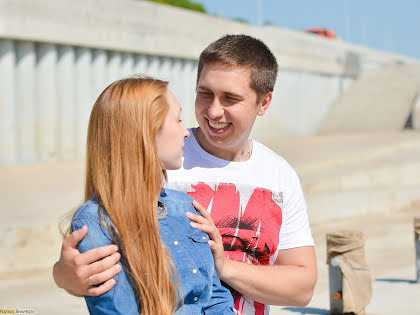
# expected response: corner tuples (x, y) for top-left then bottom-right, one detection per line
(186, 200), (226, 278)
(53, 226), (122, 296)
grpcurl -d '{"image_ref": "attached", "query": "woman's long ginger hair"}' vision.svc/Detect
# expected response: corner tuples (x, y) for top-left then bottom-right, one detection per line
(85, 76), (177, 314)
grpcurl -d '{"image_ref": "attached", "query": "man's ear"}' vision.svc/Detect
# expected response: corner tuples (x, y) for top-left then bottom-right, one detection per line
(257, 92), (272, 116)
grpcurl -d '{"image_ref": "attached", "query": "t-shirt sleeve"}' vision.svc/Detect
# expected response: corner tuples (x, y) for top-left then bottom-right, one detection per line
(275, 168), (314, 254)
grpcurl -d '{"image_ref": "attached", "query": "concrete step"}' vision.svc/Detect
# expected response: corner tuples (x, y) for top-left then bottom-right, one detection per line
(267, 130), (420, 223)
(0, 269), (88, 314)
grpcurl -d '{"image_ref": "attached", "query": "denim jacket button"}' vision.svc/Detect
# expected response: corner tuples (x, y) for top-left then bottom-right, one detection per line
(193, 297), (198, 302)
(192, 269), (197, 274)
(173, 241), (179, 245)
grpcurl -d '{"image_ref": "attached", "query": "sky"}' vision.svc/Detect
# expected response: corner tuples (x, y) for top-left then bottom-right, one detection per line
(194, 0), (420, 60)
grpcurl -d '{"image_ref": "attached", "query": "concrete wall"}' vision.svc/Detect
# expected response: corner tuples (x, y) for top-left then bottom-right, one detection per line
(0, 0), (418, 165)
(0, 39), (198, 165)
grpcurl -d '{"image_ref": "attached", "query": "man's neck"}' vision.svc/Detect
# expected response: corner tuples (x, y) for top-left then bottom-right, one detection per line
(193, 128), (252, 162)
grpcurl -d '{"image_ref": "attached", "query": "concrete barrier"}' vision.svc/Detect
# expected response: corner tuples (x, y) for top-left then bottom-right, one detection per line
(326, 231), (372, 314)
(411, 92), (420, 130)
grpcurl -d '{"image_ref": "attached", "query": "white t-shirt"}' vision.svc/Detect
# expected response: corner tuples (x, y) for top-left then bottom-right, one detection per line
(166, 129), (314, 315)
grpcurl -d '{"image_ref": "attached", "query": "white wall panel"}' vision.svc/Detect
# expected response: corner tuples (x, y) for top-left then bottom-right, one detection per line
(57, 45), (75, 160)
(37, 43), (57, 162)
(181, 60), (197, 127)
(121, 52), (135, 78)
(160, 57), (172, 82)
(168, 58), (183, 104)
(134, 55), (149, 76)
(0, 40), (16, 165)
(92, 49), (108, 102)
(147, 56), (161, 79)
(108, 51), (122, 84)
(75, 47), (92, 158)
(16, 42), (37, 163)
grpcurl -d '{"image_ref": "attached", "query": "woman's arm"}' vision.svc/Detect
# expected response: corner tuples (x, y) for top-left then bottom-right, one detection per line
(71, 215), (139, 315)
(187, 201), (234, 314)
(203, 267), (235, 315)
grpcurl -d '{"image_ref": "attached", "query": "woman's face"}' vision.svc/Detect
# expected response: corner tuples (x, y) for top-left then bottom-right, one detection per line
(156, 90), (190, 170)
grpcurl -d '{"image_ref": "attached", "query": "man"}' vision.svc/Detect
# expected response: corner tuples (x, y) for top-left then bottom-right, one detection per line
(54, 35), (317, 314)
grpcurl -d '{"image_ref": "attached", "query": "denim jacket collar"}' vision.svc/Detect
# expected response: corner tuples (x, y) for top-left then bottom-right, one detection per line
(157, 201), (168, 219)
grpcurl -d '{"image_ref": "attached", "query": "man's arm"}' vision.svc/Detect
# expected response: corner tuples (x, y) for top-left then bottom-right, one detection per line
(53, 225), (122, 296)
(188, 201), (317, 307)
(219, 246), (317, 307)
(68, 216), (138, 314)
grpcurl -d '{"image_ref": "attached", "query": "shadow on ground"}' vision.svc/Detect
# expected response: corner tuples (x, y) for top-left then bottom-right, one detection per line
(375, 277), (417, 284)
(280, 307), (329, 315)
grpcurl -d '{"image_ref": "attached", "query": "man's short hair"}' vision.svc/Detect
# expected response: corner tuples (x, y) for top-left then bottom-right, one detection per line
(197, 34), (278, 102)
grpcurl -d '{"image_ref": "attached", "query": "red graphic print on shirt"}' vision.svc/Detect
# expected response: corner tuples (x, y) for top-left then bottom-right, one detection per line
(188, 182), (283, 264)
(187, 182), (283, 314)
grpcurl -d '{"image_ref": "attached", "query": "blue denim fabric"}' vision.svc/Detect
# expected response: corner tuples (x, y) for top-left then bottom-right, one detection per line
(71, 188), (234, 315)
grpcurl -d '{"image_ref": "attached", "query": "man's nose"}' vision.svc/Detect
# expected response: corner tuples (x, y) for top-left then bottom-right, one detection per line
(207, 98), (224, 119)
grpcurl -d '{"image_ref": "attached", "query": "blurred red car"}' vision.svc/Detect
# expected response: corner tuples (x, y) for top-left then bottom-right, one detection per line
(305, 27), (337, 39)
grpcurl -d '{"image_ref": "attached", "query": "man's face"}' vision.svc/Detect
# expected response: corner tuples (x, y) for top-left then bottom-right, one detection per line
(195, 62), (269, 157)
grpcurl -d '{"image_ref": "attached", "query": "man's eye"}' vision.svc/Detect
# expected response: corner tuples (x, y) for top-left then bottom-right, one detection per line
(199, 92), (212, 97)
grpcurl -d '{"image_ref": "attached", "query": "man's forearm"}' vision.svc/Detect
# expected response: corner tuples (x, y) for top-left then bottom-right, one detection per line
(220, 259), (317, 307)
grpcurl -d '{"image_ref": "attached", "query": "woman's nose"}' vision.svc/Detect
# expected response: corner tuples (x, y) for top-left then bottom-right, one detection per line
(183, 123), (190, 139)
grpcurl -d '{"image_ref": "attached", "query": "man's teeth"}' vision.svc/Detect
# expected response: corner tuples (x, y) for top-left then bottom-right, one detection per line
(209, 121), (229, 129)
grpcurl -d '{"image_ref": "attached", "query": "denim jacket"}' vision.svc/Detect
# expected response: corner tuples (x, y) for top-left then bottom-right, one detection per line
(71, 188), (234, 315)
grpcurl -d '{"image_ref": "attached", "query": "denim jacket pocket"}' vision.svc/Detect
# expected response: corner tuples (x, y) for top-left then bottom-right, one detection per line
(187, 230), (212, 274)
(188, 229), (210, 243)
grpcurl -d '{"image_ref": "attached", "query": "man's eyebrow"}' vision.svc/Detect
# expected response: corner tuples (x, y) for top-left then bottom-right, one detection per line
(197, 86), (211, 92)
(225, 92), (244, 99)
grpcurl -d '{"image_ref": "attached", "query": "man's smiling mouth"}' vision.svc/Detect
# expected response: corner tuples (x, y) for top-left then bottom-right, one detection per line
(208, 120), (230, 130)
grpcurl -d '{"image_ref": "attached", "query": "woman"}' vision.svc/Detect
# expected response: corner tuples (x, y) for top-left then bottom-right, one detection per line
(70, 76), (234, 314)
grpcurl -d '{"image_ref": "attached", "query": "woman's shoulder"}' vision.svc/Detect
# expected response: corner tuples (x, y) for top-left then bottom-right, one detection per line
(71, 197), (112, 232)
(72, 197), (102, 223)
(71, 197), (113, 243)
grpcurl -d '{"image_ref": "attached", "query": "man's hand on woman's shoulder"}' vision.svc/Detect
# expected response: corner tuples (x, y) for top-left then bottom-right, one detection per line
(53, 225), (122, 297)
